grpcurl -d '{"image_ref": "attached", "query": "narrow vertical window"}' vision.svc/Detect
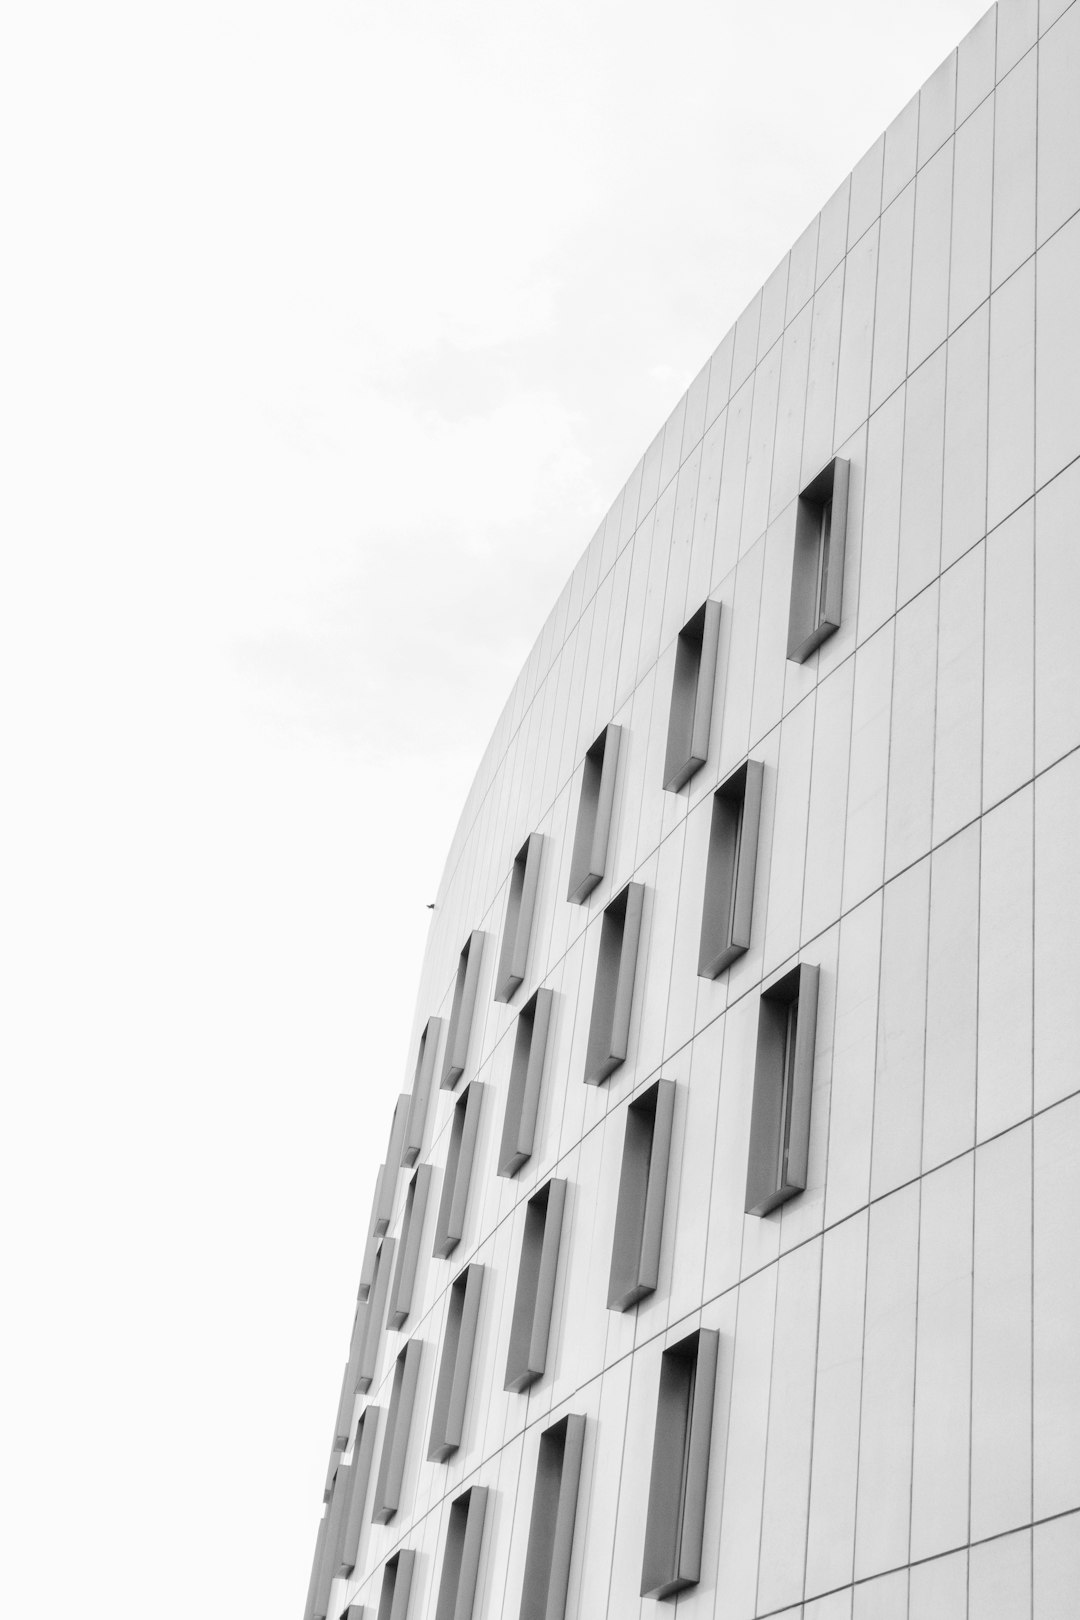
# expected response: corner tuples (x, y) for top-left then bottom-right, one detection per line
(402, 1016), (442, 1166)
(567, 723), (622, 904)
(356, 1235), (396, 1393)
(607, 1078), (676, 1311)
(663, 599), (722, 791)
(323, 1438), (342, 1505)
(369, 1162), (395, 1240)
(432, 1081), (484, 1260)
(698, 759), (764, 977)
(428, 1263), (484, 1462)
(304, 1509), (331, 1620)
(357, 1228), (380, 1302)
(385, 1092), (411, 1177)
(518, 1413), (586, 1620)
(387, 1164), (433, 1331)
(339, 1404), (380, 1578)
(641, 1327), (720, 1599)
(787, 456), (849, 662)
(333, 1349), (357, 1452)
(495, 832), (543, 1002)
(498, 987), (554, 1178)
(744, 962), (820, 1216)
(441, 931), (485, 1088)
(322, 1457), (354, 1602)
(336, 1273), (378, 1445)
(505, 1178), (567, 1393)
(375, 1549), (416, 1620)
(371, 1339), (423, 1524)
(434, 1486), (489, 1620)
(584, 881), (645, 1084)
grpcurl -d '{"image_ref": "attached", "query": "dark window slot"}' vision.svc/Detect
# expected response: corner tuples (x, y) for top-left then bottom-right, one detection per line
(584, 881), (645, 1084)
(663, 600), (722, 792)
(498, 987), (554, 1177)
(607, 1078), (676, 1311)
(567, 723), (622, 904)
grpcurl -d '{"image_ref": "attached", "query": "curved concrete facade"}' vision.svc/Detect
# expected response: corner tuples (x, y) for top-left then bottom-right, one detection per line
(306, 3), (1080, 1615)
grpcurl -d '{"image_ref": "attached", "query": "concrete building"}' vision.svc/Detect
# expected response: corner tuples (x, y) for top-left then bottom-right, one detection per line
(304, 2), (1080, 1614)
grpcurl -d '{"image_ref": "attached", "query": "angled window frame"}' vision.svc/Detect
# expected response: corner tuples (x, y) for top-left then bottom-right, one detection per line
(356, 1235), (396, 1394)
(369, 1162), (394, 1241)
(441, 931), (485, 1089)
(324, 1438), (344, 1505)
(498, 986), (554, 1178)
(518, 1412), (586, 1620)
(584, 880), (645, 1084)
(432, 1080), (484, 1260)
(663, 598), (722, 792)
(495, 832), (543, 1002)
(744, 961), (820, 1217)
(607, 1078), (676, 1312)
(335, 1273), (377, 1446)
(357, 1228), (380, 1303)
(304, 1509), (331, 1620)
(322, 1457), (354, 1604)
(385, 1092), (411, 1177)
(402, 1016), (442, 1166)
(371, 1338), (423, 1525)
(333, 1353), (357, 1453)
(787, 455), (850, 663)
(376, 1548), (416, 1620)
(505, 1177), (567, 1393)
(386, 1163), (433, 1331)
(567, 722), (622, 904)
(428, 1263), (485, 1462)
(641, 1326), (720, 1600)
(698, 758), (764, 978)
(434, 1485), (489, 1620)
(339, 1404), (380, 1578)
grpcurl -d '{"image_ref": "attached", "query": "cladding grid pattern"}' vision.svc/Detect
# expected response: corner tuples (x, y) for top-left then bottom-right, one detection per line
(305, 3), (1080, 1616)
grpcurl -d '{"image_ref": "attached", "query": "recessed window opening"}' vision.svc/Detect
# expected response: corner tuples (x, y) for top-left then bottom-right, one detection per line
(744, 962), (820, 1216)
(428, 1263), (484, 1462)
(357, 1235), (395, 1393)
(567, 723), (622, 904)
(663, 599), (722, 792)
(498, 987), (553, 1178)
(403, 1016), (442, 1166)
(787, 457), (849, 663)
(434, 1486), (488, 1620)
(387, 1165), (432, 1331)
(698, 759), (763, 978)
(304, 1513), (330, 1620)
(340, 1405), (380, 1577)
(640, 1327), (719, 1599)
(441, 931), (484, 1089)
(607, 1078), (676, 1312)
(518, 1413), (586, 1620)
(369, 1162), (394, 1240)
(371, 1339), (422, 1525)
(505, 1177), (567, 1393)
(376, 1549), (415, 1620)
(433, 1082), (484, 1260)
(495, 833), (542, 1002)
(584, 881), (645, 1084)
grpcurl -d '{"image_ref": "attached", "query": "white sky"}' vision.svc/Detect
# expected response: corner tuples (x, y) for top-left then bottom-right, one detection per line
(1, 1), (989, 1612)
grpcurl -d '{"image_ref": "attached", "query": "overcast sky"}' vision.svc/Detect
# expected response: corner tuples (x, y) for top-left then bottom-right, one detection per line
(1, 1), (989, 1613)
